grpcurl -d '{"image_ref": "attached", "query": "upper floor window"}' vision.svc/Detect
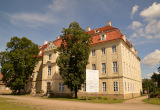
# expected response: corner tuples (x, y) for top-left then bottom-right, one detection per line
(101, 48), (105, 55)
(48, 66), (51, 76)
(113, 62), (117, 72)
(112, 46), (116, 53)
(49, 54), (51, 60)
(101, 34), (106, 40)
(36, 71), (38, 78)
(59, 83), (64, 92)
(113, 81), (118, 92)
(102, 63), (106, 73)
(102, 82), (106, 92)
(92, 64), (96, 70)
(92, 49), (95, 56)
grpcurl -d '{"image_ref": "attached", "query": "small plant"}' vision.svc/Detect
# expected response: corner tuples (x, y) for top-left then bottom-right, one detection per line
(40, 90), (44, 94)
(103, 97), (108, 100)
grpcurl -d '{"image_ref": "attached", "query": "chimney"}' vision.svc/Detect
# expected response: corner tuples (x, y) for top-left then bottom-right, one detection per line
(44, 41), (48, 45)
(107, 21), (111, 26)
(56, 37), (60, 40)
(86, 27), (91, 32)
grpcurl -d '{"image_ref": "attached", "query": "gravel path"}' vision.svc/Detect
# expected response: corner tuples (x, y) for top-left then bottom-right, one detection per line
(0, 95), (159, 110)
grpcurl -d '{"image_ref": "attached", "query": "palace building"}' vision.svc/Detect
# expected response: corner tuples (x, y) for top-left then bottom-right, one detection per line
(26, 21), (142, 99)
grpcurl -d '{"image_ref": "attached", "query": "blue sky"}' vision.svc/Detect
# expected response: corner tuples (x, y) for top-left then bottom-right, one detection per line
(0, 0), (160, 78)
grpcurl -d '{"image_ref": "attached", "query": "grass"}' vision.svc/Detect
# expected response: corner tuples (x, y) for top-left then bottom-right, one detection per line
(43, 97), (125, 104)
(143, 98), (160, 105)
(0, 97), (37, 110)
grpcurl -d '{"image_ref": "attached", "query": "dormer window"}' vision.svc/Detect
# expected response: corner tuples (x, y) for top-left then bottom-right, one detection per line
(101, 34), (106, 40)
(94, 28), (99, 33)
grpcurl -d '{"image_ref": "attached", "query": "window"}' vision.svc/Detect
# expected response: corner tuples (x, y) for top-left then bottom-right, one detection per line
(123, 62), (125, 74)
(59, 83), (64, 92)
(36, 71), (38, 78)
(101, 34), (106, 40)
(102, 63), (106, 73)
(128, 82), (129, 91)
(1, 86), (4, 90)
(133, 83), (134, 91)
(49, 54), (51, 60)
(92, 49), (95, 56)
(114, 81), (118, 91)
(6, 87), (9, 90)
(125, 82), (127, 91)
(83, 83), (86, 91)
(112, 46), (116, 53)
(113, 62), (117, 72)
(101, 48), (105, 55)
(92, 64), (96, 70)
(102, 82), (106, 91)
(130, 83), (132, 91)
(48, 66), (51, 76)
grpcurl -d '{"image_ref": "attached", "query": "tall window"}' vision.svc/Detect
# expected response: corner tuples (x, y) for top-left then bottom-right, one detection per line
(48, 66), (51, 76)
(102, 63), (106, 73)
(92, 49), (95, 56)
(112, 46), (116, 53)
(101, 34), (105, 40)
(113, 62), (117, 72)
(92, 64), (96, 70)
(114, 81), (118, 91)
(59, 83), (64, 92)
(102, 82), (106, 91)
(36, 71), (38, 78)
(49, 54), (51, 60)
(83, 83), (86, 91)
(101, 48), (105, 55)
(125, 82), (127, 91)
(128, 82), (129, 91)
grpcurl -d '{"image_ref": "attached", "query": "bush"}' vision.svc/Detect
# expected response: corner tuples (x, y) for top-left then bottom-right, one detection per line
(103, 97), (108, 100)
(40, 90), (44, 94)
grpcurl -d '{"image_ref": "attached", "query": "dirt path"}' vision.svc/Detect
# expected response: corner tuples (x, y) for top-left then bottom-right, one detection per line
(0, 95), (159, 110)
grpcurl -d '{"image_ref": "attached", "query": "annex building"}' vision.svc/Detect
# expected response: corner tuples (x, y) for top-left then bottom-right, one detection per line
(26, 21), (142, 99)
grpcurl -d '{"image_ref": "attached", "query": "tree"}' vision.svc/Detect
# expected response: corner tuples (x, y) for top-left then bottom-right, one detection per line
(56, 22), (92, 98)
(151, 72), (160, 88)
(0, 37), (39, 94)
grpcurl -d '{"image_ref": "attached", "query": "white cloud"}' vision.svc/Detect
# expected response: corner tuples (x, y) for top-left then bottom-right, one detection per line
(141, 49), (160, 68)
(140, 2), (160, 18)
(7, 13), (58, 28)
(129, 21), (142, 30)
(131, 5), (139, 19)
(147, 72), (159, 77)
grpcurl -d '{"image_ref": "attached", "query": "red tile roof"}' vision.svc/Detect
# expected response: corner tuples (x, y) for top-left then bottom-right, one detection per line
(39, 25), (131, 56)
(37, 44), (48, 57)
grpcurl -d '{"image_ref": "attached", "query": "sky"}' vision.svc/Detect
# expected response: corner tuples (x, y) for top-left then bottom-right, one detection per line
(0, 0), (160, 78)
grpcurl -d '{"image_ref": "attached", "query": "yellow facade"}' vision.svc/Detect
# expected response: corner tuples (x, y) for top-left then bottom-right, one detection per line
(30, 22), (142, 99)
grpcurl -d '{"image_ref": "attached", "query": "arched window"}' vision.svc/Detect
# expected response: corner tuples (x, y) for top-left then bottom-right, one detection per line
(48, 66), (51, 76)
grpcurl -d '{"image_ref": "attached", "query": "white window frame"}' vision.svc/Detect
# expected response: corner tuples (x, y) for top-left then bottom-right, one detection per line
(113, 62), (117, 73)
(112, 46), (116, 53)
(102, 63), (106, 74)
(92, 49), (95, 56)
(59, 83), (64, 92)
(114, 81), (118, 92)
(101, 34), (106, 40)
(48, 66), (51, 76)
(101, 48), (105, 55)
(92, 64), (96, 70)
(102, 82), (106, 92)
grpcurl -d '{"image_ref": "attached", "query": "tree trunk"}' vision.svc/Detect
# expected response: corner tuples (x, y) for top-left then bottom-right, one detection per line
(75, 86), (77, 99)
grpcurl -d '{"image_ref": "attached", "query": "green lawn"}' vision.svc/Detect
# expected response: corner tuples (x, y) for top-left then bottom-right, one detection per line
(0, 97), (37, 110)
(143, 98), (160, 105)
(43, 97), (125, 104)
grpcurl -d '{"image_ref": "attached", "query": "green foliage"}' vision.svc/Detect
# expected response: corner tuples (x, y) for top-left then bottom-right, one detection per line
(151, 72), (160, 88)
(56, 22), (92, 98)
(143, 98), (160, 105)
(0, 37), (39, 94)
(142, 79), (154, 93)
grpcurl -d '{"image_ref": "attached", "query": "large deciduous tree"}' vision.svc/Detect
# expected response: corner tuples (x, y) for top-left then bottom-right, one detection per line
(56, 22), (92, 98)
(0, 37), (39, 94)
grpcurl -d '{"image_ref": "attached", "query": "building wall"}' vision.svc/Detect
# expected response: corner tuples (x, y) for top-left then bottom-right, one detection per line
(0, 84), (12, 94)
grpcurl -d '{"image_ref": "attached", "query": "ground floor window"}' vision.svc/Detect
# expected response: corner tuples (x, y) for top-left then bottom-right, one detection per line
(113, 81), (118, 91)
(1, 86), (4, 90)
(59, 83), (64, 92)
(83, 83), (86, 91)
(102, 82), (106, 91)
